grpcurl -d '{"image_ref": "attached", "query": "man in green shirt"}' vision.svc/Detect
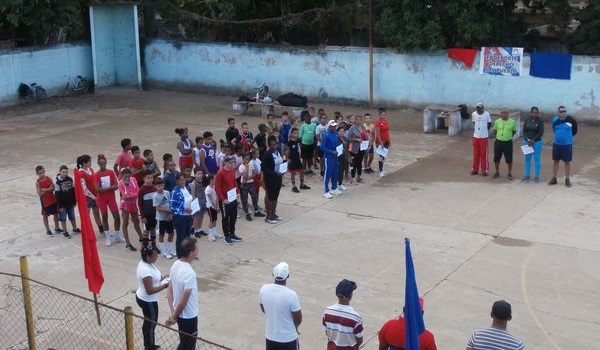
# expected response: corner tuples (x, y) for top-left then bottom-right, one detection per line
(492, 109), (517, 180)
(299, 110), (317, 175)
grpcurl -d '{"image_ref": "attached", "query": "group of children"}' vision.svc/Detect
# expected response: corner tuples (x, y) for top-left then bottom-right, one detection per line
(35, 106), (389, 255)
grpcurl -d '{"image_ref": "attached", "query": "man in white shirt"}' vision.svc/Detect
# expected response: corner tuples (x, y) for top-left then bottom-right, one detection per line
(471, 103), (492, 176)
(259, 262), (302, 350)
(166, 237), (199, 350)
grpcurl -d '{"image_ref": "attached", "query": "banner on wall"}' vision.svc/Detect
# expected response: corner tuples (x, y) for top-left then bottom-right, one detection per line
(479, 47), (523, 76)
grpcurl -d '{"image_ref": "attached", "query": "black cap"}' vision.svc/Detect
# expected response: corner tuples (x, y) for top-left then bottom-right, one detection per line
(491, 300), (512, 320)
(336, 279), (357, 298)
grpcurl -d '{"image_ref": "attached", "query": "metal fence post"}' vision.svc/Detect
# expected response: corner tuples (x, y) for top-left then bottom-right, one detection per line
(124, 306), (134, 350)
(19, 256), (36, 350)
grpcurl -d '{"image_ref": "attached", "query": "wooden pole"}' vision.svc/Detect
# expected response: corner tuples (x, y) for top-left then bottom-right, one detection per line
(124, 306), (134, 350)
(20, 256), (37, 350)
(94, 293), (102, 326)
(368, 0), (374, 108)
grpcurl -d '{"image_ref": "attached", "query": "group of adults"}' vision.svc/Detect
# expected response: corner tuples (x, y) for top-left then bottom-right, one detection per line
(259, 261), (525, 350)
(471, 103), (578, 187)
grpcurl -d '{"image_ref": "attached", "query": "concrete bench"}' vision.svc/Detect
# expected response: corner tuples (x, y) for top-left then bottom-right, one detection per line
(423, 105), (463, 136)
(233, 101), (304, 119)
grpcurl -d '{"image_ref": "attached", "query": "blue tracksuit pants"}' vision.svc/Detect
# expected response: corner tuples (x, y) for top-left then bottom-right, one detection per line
(324, 156), (339, 193)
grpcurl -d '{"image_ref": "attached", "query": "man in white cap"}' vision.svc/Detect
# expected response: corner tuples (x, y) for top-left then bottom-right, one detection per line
(471, 103), (492, 176)
(320, 120), (342, 199)
(259, 262), (302, 350)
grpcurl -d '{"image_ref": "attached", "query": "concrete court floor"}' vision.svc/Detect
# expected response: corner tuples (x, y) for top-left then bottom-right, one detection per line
(0, 89), (599, 349)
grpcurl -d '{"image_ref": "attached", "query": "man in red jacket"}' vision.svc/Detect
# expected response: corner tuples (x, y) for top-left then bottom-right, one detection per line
(378, 298), (437, 350)
(214, 156), (242, 245)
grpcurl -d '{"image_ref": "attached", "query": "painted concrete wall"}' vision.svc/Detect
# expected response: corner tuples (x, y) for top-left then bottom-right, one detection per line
(0, 43), (92, 106)
(145, 40), (600, 119)
(90, 4), (140, 87)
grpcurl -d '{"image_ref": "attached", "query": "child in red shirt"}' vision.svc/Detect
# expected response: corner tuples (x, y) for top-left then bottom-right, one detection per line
(129, 145), (146, 187)
(35, 165), (62, 237)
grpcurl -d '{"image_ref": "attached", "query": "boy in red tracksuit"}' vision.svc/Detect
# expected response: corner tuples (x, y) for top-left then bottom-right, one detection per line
(214, 156), (242, 245)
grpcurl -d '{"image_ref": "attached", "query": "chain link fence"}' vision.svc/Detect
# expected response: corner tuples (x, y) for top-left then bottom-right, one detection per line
(0, 268), (230, 350)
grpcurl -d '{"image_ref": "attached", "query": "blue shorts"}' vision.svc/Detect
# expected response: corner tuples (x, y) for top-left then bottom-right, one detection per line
(552, 144), (572, 162)
(59, 206), (75, 222)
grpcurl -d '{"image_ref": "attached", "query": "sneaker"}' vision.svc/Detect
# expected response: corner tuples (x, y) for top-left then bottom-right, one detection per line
(208, 234), (217, 242)
(331, 189), (342, 195)
(292, 186), (300, 193)
(548, 177), (557, 185)
(507, 174), (513, 181)
(224, 237), (234, 245)
(63, 232), (71, 239)
(470, 170), (478, 175)
(105, 235), (112, 247)
(46, 230), (53, 237)
(522, 176), (530, 182)
(246, 213), (253, 221)
(254, 211), (266, 217)
(379, 171), (386, 178)
(72, 228), (81, 234)
(265, 217), (278, 224)
(565, 178), (572, 188)
(99, 231), (106, 237)
(55, 228), (64, 233)
(273, 215), (283, 221)
(300, 183), (311, 190)
(482, 172), (488, 177)
(357, 178), (363, 183)
(125, 244), (137, 252)
(364, 167), (372, 173)
(113, 234), (124, 244)
(339, 184), (348, 191)
(492, 172), (500, 179)
(162, 252), (170, 259)
(231, 235), (243, 242)
(323, 192), (333, 199)
(534, 177), (540, 183)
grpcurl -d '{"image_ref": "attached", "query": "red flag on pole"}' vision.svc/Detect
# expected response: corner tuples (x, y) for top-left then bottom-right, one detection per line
(73, 168), (104, 294)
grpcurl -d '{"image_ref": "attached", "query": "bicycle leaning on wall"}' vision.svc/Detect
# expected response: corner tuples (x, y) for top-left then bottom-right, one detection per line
(18, 82), (48, 101)
(64, 75), (93, 96)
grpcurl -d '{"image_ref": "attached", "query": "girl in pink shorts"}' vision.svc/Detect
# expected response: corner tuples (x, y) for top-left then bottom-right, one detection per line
(118, 168), (143, 251)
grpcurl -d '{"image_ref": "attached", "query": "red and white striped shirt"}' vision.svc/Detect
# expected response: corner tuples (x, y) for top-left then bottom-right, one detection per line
(322, 303), (363, 350)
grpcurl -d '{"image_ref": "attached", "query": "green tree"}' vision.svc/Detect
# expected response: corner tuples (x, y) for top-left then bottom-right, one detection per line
(568, 1), (600, 55)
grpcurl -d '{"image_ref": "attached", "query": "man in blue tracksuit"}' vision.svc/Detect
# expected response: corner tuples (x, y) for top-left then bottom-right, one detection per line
(320, 120), (341, 199)
(548, 105), (578, 188)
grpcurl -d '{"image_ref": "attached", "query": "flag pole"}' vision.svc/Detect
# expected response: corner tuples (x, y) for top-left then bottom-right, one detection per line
(93, 293), (102, 326)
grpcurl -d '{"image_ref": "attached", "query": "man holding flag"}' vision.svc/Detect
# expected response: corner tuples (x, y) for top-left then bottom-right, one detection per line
(378, 237), (437, 350)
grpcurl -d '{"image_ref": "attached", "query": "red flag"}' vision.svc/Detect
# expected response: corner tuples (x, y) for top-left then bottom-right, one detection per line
(73, 168), (104, 294)
(448, 48), (479, 68)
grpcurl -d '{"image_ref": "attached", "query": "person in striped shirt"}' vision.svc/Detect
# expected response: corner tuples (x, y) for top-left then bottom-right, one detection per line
(466, 300), (525, 350)
(322, 279), (363, 350)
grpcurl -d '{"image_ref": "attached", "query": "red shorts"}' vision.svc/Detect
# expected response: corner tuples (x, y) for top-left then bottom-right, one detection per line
(179, 156), (194, 171)
(97, 196), (118, 214)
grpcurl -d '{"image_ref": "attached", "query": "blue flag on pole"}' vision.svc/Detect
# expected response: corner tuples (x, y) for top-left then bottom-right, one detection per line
(405, 237), (425, 350)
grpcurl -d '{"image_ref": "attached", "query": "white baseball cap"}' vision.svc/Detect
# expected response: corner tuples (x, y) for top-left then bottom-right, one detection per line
(327, 120), (338, 127)
(273, 262), (289, 280)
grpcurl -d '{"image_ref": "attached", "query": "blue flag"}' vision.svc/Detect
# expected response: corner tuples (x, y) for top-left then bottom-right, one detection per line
(405, 237), (425, 350)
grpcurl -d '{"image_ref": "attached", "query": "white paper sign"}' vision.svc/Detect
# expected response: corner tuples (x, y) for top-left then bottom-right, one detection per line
(227, 188), (237, 203)
(376, 145), (389, 158)
(100, 175), (111, 188)
(521, 145), (534, 155)
(336, 144), (344, 156)
(360, 140), (370, 151)
(190, 198), (201, 214)
(279, 161), (288, 174)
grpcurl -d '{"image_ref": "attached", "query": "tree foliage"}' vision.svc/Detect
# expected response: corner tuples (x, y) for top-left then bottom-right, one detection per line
(0, 0), (593, 55)
(568, 0), (600, 55)
(0, 0), (88, 45)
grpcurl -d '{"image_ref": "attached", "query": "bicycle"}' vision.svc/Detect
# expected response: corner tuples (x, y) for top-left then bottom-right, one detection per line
(64, 75), (91, 95)
(18, 82), (47, 101)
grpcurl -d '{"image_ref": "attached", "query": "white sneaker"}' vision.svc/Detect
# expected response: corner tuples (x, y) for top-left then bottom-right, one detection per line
(208, 234), (217, 242)
(162, 252), (170, 259)
(113, 231), (124, 244)
(339, 184), (348, 191)
(331, 189), (342, 195)
(380, 171), (386, 178)
(323, 192), (333, 199)
(104, 234), (112, 247)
